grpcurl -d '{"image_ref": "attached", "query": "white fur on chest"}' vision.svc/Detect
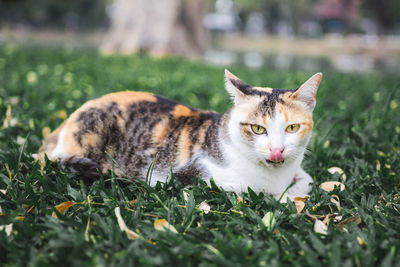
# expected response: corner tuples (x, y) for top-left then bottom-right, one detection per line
(199, 144), (301, 195)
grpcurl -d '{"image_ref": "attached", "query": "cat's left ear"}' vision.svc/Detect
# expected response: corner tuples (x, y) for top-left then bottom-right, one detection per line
(293, 72), (322, 112)
(224, 69), (253, 105)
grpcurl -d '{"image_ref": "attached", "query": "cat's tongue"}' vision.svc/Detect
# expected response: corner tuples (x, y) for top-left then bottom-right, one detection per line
(270, 149), (284, 162)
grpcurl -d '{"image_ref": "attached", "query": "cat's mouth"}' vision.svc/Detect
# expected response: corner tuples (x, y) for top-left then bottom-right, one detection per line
(266, 159), (285, 166)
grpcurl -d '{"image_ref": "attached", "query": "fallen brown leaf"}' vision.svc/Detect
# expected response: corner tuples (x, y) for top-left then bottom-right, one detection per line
(328, 167), (347, 181)
(114, 207), (140, 240)
(335, 216), (362, 232)
(294, 196), (309, 214)
(320, 181), (345, 192)
(314, 220), (328, 235)
(154, 218), (178, 233)
(52, 201), (76, 218)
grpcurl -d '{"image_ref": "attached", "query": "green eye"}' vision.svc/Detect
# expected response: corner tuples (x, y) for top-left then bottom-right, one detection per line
(286, 124), (300, 133)
(251, 124), (266, 135)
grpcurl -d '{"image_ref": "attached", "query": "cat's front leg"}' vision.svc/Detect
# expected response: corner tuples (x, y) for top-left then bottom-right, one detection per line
(285, 168), (313, 201)
(275, 168), (313, 203)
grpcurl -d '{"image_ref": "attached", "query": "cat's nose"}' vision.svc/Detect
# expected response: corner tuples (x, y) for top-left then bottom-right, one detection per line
(269, 148), (284, 162)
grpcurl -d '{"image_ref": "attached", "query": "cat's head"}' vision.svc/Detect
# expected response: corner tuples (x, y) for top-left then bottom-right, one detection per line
(224, 70), (322, 168)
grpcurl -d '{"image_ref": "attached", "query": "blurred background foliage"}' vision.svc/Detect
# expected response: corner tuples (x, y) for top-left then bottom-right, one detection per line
(0, 0), (109, 29)
(0, 0), (399, 34)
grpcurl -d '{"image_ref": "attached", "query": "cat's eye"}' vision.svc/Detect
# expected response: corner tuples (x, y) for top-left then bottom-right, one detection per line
(251, 124), (266, 135)
(286, 124), (300, 133)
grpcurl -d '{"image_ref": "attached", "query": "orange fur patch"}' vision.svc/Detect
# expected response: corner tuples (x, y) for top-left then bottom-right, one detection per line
(276, 103), (289, 122)
(80, 132), (101, 150)
(100, 91), (157, 108)
(279, 92), (294, 102)
(176, 126), (191, 167)
(253, 86), (273, 93)
(152, 119), (169, 147)
(171, 104), (195, 118)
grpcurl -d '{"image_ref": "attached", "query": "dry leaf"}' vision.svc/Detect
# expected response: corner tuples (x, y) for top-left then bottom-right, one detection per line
(128, 199), (136, 208)
(9, 96), (20, 105)
(0, 224), (13, 237)
(320, 181), (345, 192)
(322, 214), (331, 225)
(0, 189), (6, 213)
(262, 212), (276, 231)
(333, 215), (343, 223)
(294, 196), (309, 214)
(357, 236), (366, 247)
(314, 219), (328, 235)
(52, 201), (76, 218)
(2, 105), (12, 129)
(330, 194), (341, 212)
(16, 136), (26, 145)
(154, 218), (178, 233)
(335, 216), (362, 232)
(22, 204), (35, 214)
(114, 207), (139, 240)
(198, 201), (211, 214)
(183, 191), (189, 203)
(328, 167), (347, 181)
(56, 110), (67, 120)
(376, 160), (381, 171)
(235, 192), (243, 203)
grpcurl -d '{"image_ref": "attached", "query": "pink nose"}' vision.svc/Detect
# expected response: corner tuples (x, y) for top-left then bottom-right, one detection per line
(270, 148), (284, 162)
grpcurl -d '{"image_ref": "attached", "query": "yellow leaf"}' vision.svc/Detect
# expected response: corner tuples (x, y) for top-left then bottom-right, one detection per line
(22, 204), (35, 214)
(320, 181), (345, 192)
(314, 219), (328, 235)
(357, 236), (366, 247)
(114, 207), (139, 240)
(328, 167), (347, 181)
(294, 196), (309, 214)
(376, 160), (381, 171)
(154, 218), (178, 233)
(56, 110), (67, 120)
(52, 201), (76, 218)
(2, 105), (12, 129)
(5, 164), (12, 183)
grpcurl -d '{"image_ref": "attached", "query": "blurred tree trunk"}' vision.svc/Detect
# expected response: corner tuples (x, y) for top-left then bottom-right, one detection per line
(101, 0), (208, 58)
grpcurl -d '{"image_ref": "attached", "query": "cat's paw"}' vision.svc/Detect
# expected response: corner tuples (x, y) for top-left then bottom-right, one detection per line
(287, 170), (313, 196)
(274, 192), (310, 203)
(62, 156), (101, 179)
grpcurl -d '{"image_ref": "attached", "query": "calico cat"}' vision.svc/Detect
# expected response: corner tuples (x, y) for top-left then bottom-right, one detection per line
(39, 70), (322, 201)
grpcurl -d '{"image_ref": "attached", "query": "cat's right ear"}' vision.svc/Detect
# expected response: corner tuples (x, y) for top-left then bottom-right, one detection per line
(224, 69), (252, 105)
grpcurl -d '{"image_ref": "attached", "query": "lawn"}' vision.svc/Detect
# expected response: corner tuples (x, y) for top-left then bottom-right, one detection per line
(0, 44), (399, 266)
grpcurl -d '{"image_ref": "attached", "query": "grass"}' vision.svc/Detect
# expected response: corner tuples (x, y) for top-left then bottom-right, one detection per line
(0, 43), (399, 266)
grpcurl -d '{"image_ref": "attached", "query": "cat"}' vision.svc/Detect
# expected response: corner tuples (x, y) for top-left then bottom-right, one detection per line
(39, 70), (322, 201)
